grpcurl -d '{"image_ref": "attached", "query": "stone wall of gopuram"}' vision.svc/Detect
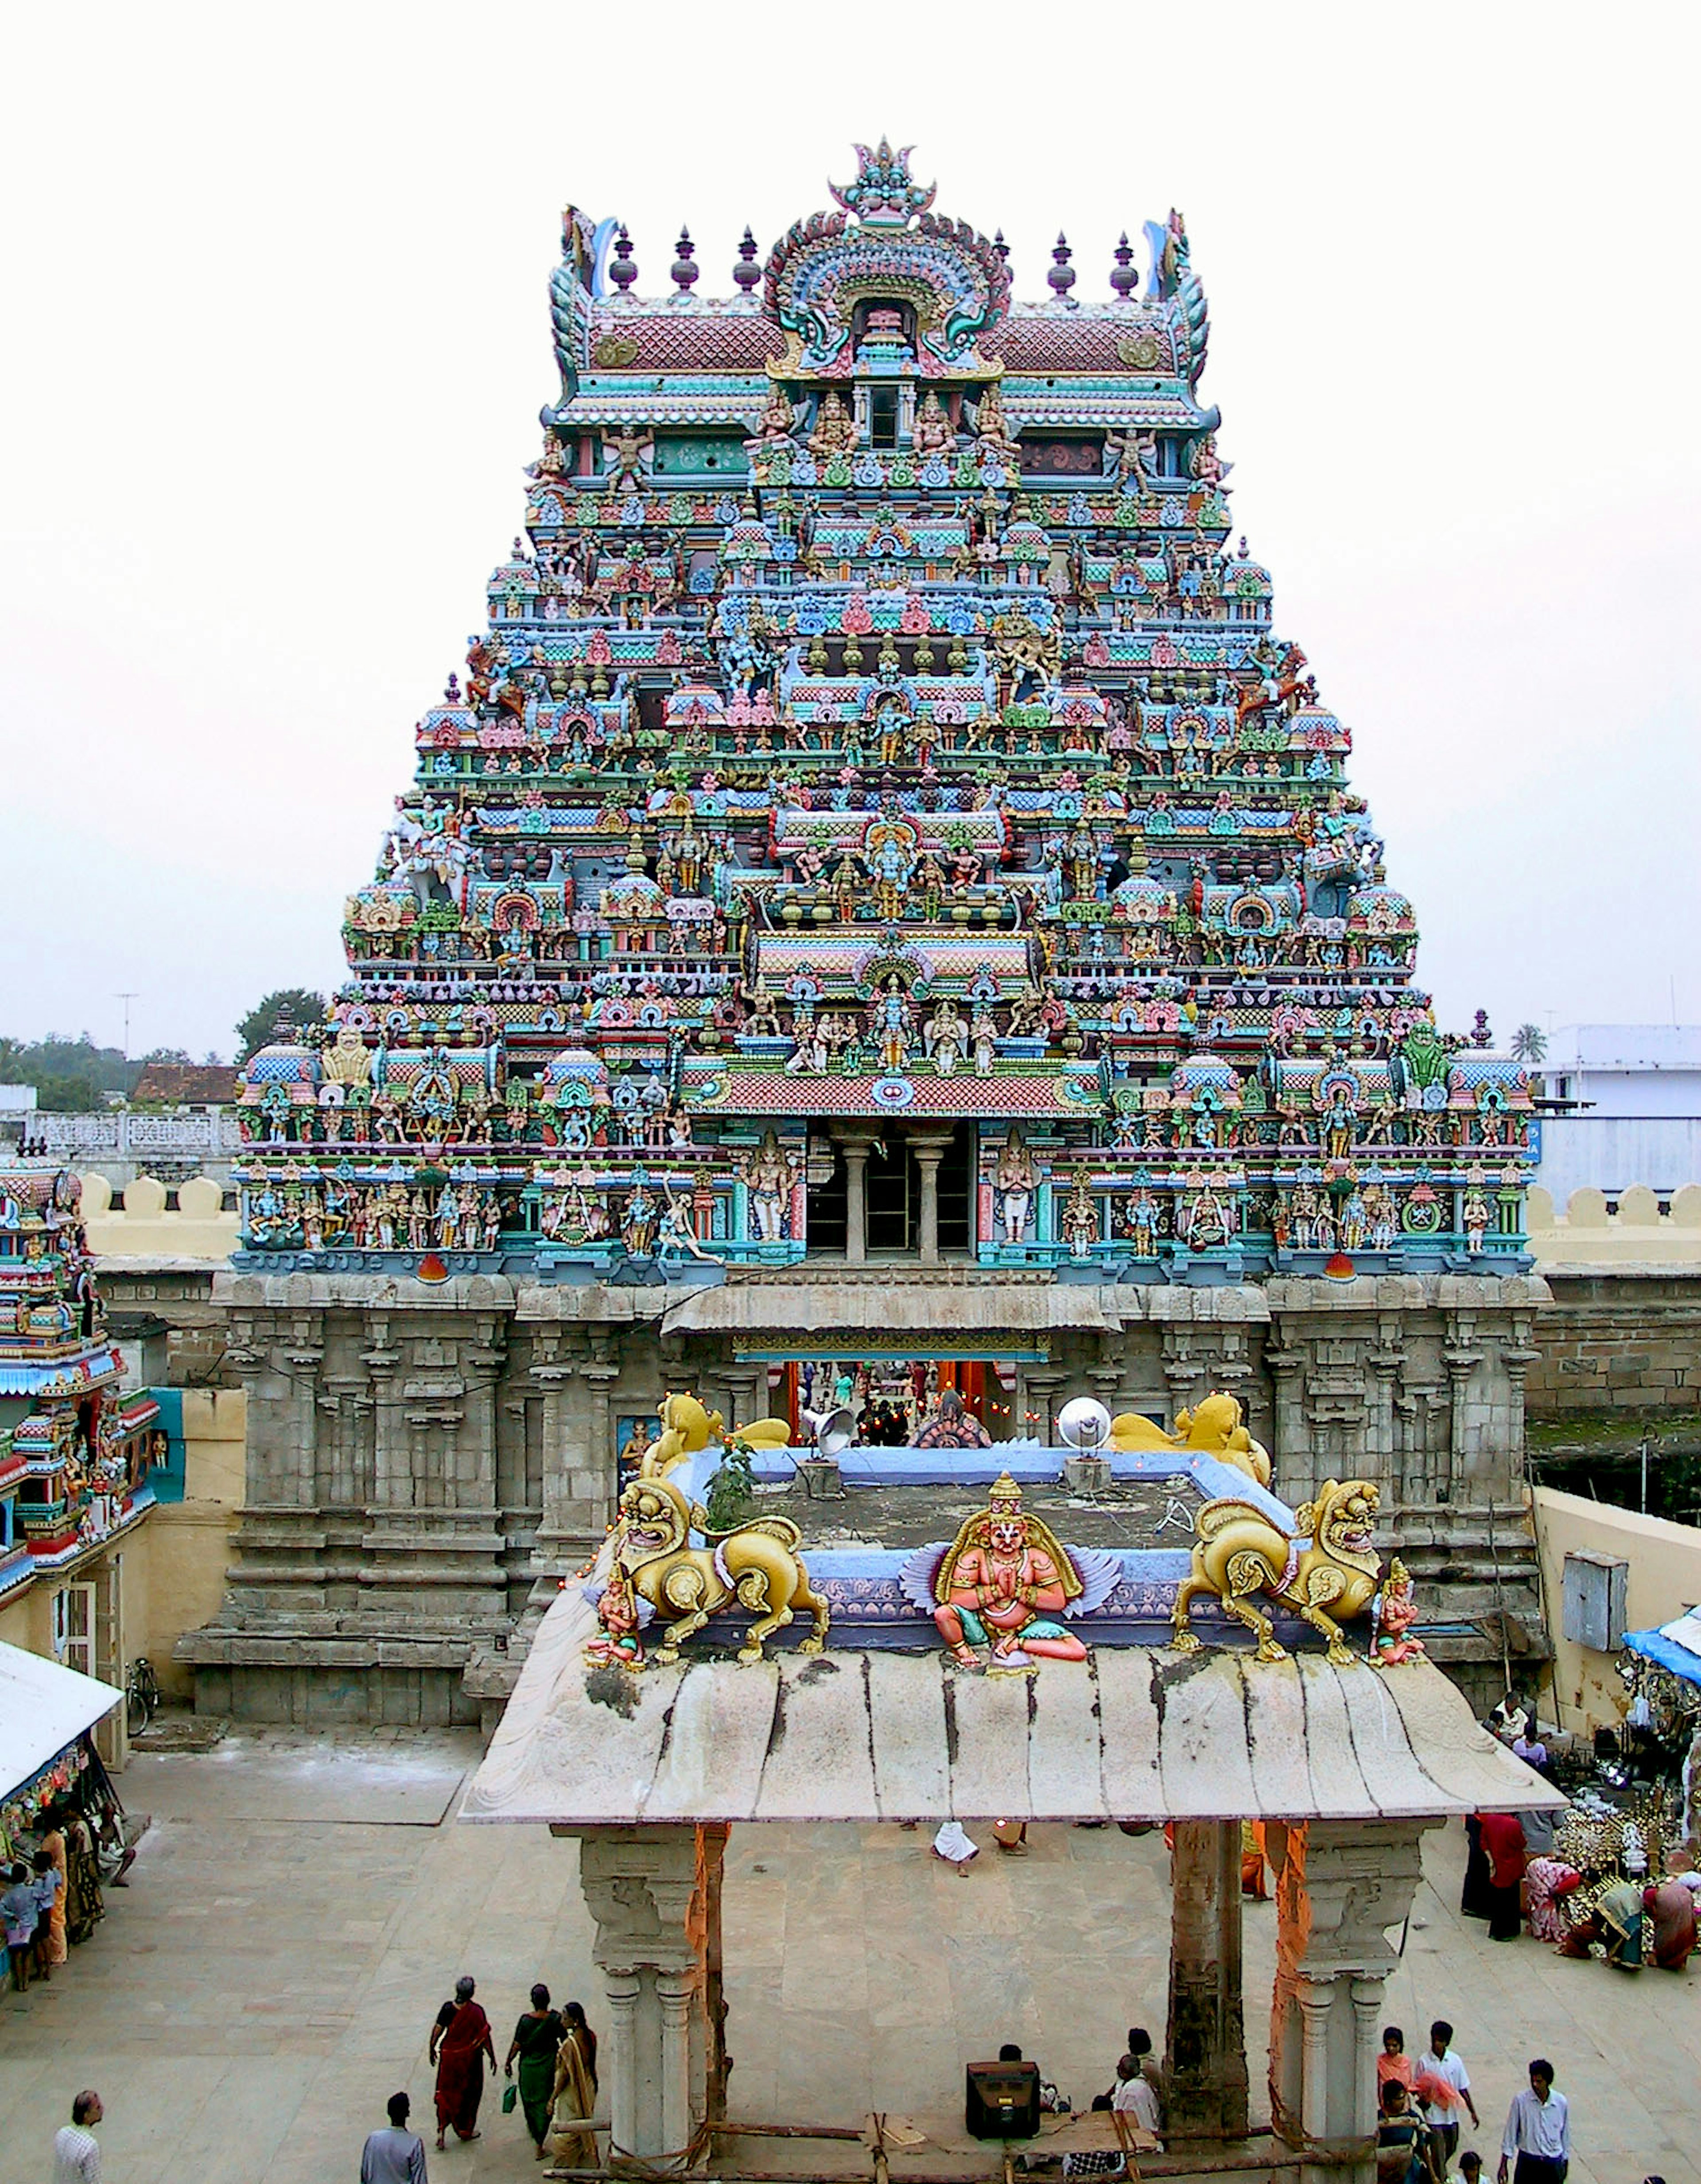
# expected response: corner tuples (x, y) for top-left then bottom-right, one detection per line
(176, 1270), (1548, 1725)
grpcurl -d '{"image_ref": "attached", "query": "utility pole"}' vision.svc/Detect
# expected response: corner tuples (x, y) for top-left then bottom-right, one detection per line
(115, 992), (138, 1064)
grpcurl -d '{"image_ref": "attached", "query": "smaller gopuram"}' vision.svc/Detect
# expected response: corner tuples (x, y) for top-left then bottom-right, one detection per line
(0, 1164), (160, 1704)
(185, 143), (1549, 1725)
(465, 1399), (1560, 2182)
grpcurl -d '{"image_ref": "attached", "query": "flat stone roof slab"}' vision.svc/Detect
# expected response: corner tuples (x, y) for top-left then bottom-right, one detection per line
(463, 1585), (1561, 1828)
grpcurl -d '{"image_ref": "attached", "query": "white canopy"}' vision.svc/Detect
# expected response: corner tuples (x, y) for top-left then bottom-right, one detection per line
(0, 1640), (122, 1801)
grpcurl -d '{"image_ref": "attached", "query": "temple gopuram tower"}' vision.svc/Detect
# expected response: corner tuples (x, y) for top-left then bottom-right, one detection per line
(186, 145), (1546, 1723)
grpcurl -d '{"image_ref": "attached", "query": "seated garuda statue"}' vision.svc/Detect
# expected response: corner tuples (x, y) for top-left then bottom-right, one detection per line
(900, 1473), (1120, 1673)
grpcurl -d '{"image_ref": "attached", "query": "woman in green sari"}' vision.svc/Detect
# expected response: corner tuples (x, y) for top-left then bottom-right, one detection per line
(505, 1983), (563, 2155)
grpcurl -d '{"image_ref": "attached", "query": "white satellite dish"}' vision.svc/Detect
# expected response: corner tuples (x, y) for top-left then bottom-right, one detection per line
(1057, 1395), (1112, 1453)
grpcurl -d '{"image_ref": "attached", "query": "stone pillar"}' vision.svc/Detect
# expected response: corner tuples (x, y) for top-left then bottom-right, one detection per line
(1266, 1818), (1437, 2184)
(571, 1823), (728, 2168)
(1165, 1820), (1249, 2139)
(1025, 1369), (1064, 1445)
(911, 1129), (952, 1266)
(838, 1127), (879, 1266)
(1441, 1317), (1485, 1499)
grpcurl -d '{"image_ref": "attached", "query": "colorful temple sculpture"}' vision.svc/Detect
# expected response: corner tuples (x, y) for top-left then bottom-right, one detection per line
(232, 140), (1532, 1284)
(187, 144), (1549, 1725)
(0, 1163), (159, 1660)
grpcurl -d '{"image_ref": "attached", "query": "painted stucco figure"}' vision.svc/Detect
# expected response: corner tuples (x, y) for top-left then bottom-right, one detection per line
(1169, 1479), (1382, 1666)
(1108, 1391), (1273, 1487)
(606, 1473), (829, 1667)
(900, 1473), (1119, 1672)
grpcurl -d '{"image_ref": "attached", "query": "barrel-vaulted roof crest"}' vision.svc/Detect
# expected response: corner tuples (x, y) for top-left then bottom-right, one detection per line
(831, 138), (936, 226)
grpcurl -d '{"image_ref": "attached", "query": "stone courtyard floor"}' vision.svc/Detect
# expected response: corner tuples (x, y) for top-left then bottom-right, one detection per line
(0, 1726), (1694, 2184)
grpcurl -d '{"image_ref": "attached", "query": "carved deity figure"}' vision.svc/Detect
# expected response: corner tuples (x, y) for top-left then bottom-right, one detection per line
(321, 1023), (373, 1089)
(1060, 1182), (1099, 1259)
(750, 389), (797, 446)
(1104, 426), (1157, 490)
(601, 424), (653, 492)
(971, 1003), (998, 1078)
(994, 1126), (1037, 1244)
(924, 1474), (1093, 1670)
(585, 1575), (645, 1669)
(871, 978), (913, 1073)
(912, 389), (955, 460)
(973, 382), (1022, 467)
(808, 390), (857, 459)
(1124, 1187), (1161, 1256)
(924, 997), (967, 1077)
(1369, 1557), (1425, 1667)
(742, 1130), (794, 1244)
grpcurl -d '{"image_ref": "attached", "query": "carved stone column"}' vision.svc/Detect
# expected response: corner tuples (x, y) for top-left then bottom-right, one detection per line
(837, 1125), (881, 1266)
(1264, 1341), (1311, 1503)
(910, 1127), (954, 1266)
(1025, 1369), (1064, 1445)
(570, 1823), (728, 2168)
(1165, 1820), (1249, 2139)
(1266, 1818), (1437, 2184)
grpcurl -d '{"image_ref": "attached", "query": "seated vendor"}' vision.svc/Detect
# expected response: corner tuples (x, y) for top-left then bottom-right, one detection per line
(1111, 2055), (1161, 2143)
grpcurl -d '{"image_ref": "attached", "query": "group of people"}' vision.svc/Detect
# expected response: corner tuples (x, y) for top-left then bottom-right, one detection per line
(404, 1975), (598, 2163)
(1, 1797), (124, 1996)
(1377, 2028), (1573, 2184)
(1376, 2022), (1480, 2184)
(1464, 1807), (1700, 1970)
(1091, 2025), (1163, 2141)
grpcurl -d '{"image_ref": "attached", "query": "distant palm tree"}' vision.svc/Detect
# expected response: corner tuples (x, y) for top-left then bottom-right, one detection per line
(1511, 1023), (1548, 1062)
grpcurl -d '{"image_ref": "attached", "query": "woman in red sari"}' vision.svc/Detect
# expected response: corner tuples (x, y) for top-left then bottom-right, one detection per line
(430, 1975), (496, 2148)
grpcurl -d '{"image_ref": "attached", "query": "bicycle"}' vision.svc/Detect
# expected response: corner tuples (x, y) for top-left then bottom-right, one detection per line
(124, 1656), (160, 1738)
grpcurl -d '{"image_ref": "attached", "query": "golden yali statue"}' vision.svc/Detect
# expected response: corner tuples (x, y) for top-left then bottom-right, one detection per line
(1170, 1479), (1382, 1666)
(1108, 1390), (1271, 1487)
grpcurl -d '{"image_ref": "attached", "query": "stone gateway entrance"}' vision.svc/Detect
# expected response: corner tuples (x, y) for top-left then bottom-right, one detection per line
(466, 1584), (1558, 2178)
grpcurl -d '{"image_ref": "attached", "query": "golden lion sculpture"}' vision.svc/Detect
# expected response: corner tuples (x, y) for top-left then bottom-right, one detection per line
(1170, 1479), (1382, 1666)
(643, 1391), (794, 1479)
(611, 1473), (831, 1667)
(1108, 1390), (1272, 1488)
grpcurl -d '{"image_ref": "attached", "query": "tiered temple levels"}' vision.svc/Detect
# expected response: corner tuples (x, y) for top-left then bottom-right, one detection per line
(0, 1165), (157, 1605)
(232, 143), (1533, 1281)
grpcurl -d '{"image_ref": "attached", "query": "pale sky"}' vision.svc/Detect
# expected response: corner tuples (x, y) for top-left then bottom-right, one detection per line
(4, 2), (1696, 1061)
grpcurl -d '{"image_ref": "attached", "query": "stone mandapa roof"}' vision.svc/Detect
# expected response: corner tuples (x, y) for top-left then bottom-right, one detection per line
(130, 1063), (240, 1106)
(463, 1582), (1561, 1828)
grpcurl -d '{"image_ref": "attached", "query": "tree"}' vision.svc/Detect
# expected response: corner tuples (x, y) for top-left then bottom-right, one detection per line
(1511, 1023), (1548, 1063)
(0, 1032), (133, 1108)
(234, 989), (327, 1062)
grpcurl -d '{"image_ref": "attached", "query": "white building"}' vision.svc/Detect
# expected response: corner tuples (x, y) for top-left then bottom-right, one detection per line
(1538, 1025), (1701, 1202)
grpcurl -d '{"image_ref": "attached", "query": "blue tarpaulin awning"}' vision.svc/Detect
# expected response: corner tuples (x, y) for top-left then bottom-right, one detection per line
(1625, 1609), (1701, 1688)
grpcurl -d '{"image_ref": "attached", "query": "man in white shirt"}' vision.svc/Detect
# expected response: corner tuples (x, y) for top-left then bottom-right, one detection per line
(1422, 2019), (1480, 2180)
(1498, 2059), (1569, 2184)
(1111, 2055), (1162, 2144)
(53, 2090), (103, 2184)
